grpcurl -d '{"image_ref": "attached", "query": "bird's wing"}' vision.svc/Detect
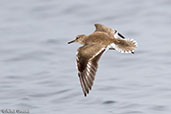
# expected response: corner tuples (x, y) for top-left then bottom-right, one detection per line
(94, 24), (126, 39)
(94, 24), (116, 38)
(76, 44), (106, 96)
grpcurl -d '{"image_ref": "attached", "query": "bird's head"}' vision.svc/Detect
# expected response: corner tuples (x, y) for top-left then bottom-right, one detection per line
(68, 34), (86, 44)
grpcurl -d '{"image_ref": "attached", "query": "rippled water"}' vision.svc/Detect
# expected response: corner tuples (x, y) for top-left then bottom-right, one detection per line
(0, 0), (171, 114)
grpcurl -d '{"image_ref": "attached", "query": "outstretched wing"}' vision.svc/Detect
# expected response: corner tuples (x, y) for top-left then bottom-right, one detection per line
(76, 44), (106, 96)
(94, 24), (116, 38)
(94, 24), (126, 39)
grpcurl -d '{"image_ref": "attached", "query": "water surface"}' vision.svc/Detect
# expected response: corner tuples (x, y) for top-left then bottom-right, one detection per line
(0, 0), (171, 114)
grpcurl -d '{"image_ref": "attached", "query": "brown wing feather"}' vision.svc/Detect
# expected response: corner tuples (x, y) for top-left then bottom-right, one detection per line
(76, 44), (106, 96)
(94, 24), (116, 38)
(94, 24), (126, 40)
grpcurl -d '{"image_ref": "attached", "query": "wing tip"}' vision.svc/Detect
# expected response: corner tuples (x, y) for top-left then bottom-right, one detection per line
(76, 44), (105, 97)
(84, 93), (87, 97)
(94, 23), (102, 26)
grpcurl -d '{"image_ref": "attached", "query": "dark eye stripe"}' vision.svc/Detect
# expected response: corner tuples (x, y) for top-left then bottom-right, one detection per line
(118, 33), (125, 39)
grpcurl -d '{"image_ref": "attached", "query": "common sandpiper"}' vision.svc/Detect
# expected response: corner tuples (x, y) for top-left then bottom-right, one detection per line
(68, 24), (137, 96)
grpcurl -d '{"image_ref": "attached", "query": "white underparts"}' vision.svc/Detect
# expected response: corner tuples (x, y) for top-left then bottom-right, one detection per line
(106, 43), (115, 51)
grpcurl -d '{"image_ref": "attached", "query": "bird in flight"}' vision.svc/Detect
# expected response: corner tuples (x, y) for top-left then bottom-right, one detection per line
(68, 24), (137, 96)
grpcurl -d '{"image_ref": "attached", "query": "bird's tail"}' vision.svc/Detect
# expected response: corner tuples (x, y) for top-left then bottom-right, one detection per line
(113, 38), (138, 54)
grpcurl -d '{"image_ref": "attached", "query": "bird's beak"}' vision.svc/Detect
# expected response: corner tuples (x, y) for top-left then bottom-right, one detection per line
(68, 40), (75, 44)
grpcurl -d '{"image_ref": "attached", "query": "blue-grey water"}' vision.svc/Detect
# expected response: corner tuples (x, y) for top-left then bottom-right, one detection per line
(0, 0), (171, 114)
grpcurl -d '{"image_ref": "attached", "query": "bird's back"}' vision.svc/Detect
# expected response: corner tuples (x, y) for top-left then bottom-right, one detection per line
(84, 32), (114, 45)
